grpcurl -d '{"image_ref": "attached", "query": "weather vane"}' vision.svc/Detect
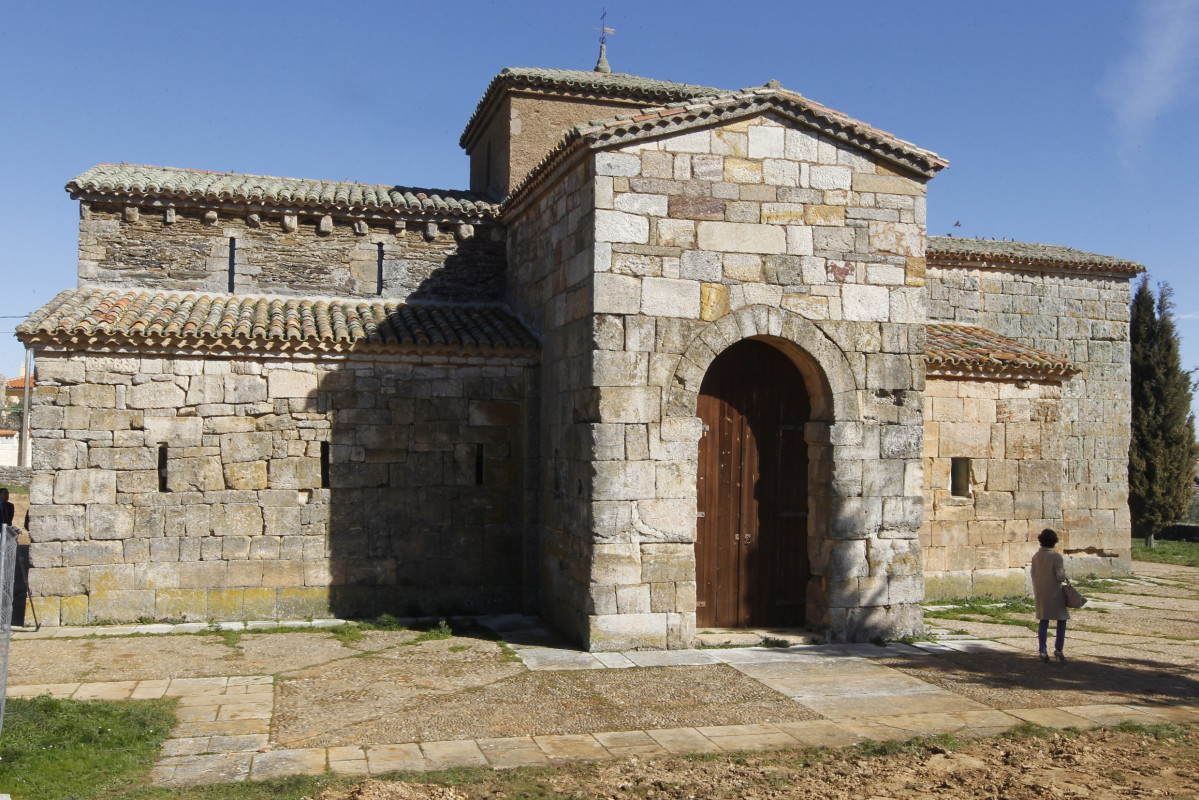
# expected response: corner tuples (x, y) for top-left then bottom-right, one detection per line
(594, 8), (614, 73)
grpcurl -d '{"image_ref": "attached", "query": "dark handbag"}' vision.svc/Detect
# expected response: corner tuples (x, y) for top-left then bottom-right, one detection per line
(1063, 583), (1087, 609)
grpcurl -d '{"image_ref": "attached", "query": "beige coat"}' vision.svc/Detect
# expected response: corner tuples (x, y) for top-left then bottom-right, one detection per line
(1031, 547), (1069, 621)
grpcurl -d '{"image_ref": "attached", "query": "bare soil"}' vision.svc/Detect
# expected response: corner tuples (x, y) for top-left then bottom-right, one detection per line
(317, 725), (1199, 800)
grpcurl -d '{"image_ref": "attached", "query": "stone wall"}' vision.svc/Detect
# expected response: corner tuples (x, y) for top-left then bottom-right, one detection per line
(24, 350), (534, 625)
(524, 112), (933, 649)
(922, 376), (1066, 599)
(504, 159), (596, 643)
(78, 202), (506, 302)
(927, 265), (1133, 574)
(0, 465), (30, 487)
(467, 92), (654, 198)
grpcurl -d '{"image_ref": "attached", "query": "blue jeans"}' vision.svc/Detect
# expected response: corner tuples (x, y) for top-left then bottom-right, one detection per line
(1038, 619), (1066, 654)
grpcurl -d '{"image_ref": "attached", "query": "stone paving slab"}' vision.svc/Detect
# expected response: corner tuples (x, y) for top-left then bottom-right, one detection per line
(251, 748), (327, 779)
(1006, 707), (1099, 729)
(623, 649), (721, 667)
(421, 739), (488, 769)
(535, 733), (611, 762)
(476, 736), (551, 768)
(647, 727), (724, 755)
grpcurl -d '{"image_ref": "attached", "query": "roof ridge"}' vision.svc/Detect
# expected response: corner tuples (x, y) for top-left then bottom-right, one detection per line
(67, 164), (502, 221)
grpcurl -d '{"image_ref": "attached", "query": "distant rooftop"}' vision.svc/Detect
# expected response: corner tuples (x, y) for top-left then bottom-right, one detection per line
(927, 236), (1143, 274)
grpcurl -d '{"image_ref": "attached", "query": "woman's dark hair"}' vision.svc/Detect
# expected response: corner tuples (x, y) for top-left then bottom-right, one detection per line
(1038, 528), (1058, 548)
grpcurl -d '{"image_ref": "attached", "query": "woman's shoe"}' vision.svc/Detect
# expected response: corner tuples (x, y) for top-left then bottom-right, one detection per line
(1039, 652), (1050, 663)
(1054, 651), (1067, 663)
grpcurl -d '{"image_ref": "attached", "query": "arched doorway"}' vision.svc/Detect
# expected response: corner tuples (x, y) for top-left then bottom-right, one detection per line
(696, 339), (810, 628)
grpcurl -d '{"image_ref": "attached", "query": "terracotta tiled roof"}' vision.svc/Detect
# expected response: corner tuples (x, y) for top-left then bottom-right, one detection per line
(461, 67), (722, 148)
(505, 83), (947, 211)
(4, 376), (33, 390)
(68, 164), (501, 221)
(926, 323), (1077, 379)
(18, 288), (537, 354)
(927, 237), (1143, 275)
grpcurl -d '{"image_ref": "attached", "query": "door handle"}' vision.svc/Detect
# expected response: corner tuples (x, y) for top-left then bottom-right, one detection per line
(743, 534), (751, 544)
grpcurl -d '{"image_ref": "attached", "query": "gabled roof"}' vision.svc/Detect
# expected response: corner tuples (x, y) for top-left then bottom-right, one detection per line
(68, 164), (501, 222)
(461, 67), (723, 149)
(504, 84), (947, 213)
(18, 288), (536, 356)
(927, 237), (1143, 275)
(925, 323), (1078, 380)
(5, 376), (33, 390)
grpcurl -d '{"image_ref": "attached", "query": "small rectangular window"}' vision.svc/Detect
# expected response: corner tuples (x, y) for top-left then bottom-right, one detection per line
(377, 243), (384, 295)
(320, 441), (331, 488)
(950, 457), (971, 498)
(227, 237), (237, 293)
(158, 444), (170, 492)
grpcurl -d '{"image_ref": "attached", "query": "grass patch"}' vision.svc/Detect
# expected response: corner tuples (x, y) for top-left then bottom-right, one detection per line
(894, 633), (937, 645)
(761, 636), (791, 648)
(999, 721), (1080, 741)
(851, 732), (964, 759)
(200, 626), (243, 652)
(1133, 539), (1199, 567)
(0, 483), (29, 495)
(407, 619), (453, 644)
(0, 695), (175, 800)
(923, 596), (1037, 630)
(1112, 720), (1189, 740)
(119, 774), (349, 799)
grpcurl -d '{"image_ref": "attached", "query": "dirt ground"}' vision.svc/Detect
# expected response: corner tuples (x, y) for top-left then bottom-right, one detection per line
(317, 725), (1199, 800)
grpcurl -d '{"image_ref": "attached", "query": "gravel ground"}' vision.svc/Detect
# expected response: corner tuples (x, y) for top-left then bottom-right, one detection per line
(316, 726), (1199, 800)
(9, 630), (412, 684)
(274, 637), (818, 747)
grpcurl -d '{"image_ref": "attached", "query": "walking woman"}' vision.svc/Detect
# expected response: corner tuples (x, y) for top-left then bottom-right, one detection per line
(1031, 528), (1069, 663)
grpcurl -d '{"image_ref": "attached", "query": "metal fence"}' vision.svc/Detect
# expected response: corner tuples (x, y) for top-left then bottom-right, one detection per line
(0, 524), (18, 736)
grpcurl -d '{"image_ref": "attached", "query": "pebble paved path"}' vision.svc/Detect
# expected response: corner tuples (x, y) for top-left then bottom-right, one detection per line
(8, 613), (1199, 787)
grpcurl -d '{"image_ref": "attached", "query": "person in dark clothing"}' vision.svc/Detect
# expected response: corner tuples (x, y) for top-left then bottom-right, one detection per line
(0, 487), (13, 527)
(0, 487), (30, 626)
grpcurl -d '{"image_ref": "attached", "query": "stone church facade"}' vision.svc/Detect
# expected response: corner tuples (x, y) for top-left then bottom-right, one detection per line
(18, 66), (1142, 649)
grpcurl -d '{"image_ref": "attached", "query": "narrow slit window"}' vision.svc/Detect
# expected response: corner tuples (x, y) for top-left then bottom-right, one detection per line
(158, 444), (170, 492)
(950, 457), (971, 498)
(320, 441), (331, 488)
(475, 443), (484, 485)
(376, 243), (384, 295)
(227, 237), (236, 293)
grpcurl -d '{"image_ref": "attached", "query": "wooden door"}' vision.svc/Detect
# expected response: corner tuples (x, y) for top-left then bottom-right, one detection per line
(695, 340), (810, 628)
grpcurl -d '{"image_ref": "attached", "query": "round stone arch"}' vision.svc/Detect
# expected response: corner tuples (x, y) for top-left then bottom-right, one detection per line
(664, 305), (861, 635)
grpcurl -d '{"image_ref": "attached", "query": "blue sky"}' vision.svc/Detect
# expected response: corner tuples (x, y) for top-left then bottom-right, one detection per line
(2, 1), (1197, 411)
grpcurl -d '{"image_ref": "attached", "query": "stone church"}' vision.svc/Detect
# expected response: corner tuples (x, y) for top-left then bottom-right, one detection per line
(17, 62), (1142, 649)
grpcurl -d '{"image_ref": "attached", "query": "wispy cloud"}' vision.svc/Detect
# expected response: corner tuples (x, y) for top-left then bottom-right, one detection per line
(1102, 0), (1199, 158)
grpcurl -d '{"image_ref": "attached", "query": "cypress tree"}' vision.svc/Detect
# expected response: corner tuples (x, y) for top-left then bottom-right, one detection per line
(1128, 277), (1198, 547)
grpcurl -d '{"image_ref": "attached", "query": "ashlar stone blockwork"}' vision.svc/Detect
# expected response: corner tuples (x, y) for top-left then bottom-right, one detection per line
(927, 265), (1133, 574)
(25, 350), (534, 626)
(512, 113), (933, 649)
